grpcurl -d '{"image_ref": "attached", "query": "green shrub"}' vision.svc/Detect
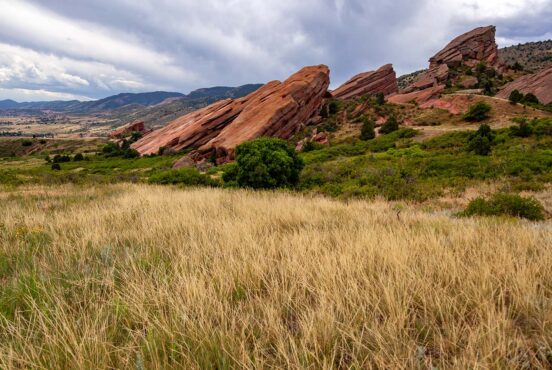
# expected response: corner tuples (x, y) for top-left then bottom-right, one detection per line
(53, 154), (71, 163)
(510, 120), (533, 138)
(302, 141), (324, 152)
(229, 137), (304, 189)
(531, 118), (552, 136)
(467, 124), (495, 156)
(459, 193), (545, 221)
(21, 140), (33, 147)
(524, 93), (540, 105)
(379, 116), (399, 135)
(360, 119), (376, 141)
(509, 90), (524, 104)
(51, 163), (61, 171)
(149, 167), (216, 186)
(328, 101), (339, 115)
(73, 153), (85, 161)
(464, 102), (492, 122)
(375, 92), (386, 106)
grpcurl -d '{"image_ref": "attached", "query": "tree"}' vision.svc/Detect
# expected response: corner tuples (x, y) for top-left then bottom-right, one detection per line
(510, 120), (533, 138)
(360, 119), (376, 141)
(464, 102), (492, 122)
(379, 116), (399, 135)
(524, 93), (540, 105)
(328, 101), (339, 115)
(73, 153), (85, 161)
(467, 124), (495, 155)
(509, 90), (524, 104)
(375, 92), (386, 106)
(227, 137), (304, 189)
(51, 163), (61, 171)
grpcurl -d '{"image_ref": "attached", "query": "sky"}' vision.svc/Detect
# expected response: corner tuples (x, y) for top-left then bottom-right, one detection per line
(0, 0), (551, 102)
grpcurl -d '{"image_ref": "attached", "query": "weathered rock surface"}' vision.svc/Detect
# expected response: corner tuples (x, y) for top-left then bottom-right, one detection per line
(132, 65), (330, 163)
(496, 66), (552, 104)
(402, 26), (501, 97)
(331, 64), (398, 99)
(109, 120), (145, 139)
(429, 26), (500, 69)
(388, 85), (446, 105)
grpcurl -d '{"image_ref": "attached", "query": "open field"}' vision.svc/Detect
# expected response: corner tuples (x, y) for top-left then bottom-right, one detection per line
(0, 184), (551, 368)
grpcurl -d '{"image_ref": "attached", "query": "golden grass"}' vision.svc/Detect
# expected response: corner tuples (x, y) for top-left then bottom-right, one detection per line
(1, 184), (551, 369)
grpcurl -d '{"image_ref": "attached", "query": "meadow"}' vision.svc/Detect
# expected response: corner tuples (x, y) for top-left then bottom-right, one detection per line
(1, 184), (551, 368)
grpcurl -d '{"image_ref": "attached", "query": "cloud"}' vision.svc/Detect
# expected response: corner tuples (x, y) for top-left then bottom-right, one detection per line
(0, 0), (550, 101)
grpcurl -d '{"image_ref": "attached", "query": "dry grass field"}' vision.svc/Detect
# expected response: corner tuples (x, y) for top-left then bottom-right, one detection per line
(1, 184), (551, 369)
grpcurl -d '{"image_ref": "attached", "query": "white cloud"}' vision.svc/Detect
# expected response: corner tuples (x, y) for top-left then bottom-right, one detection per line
(0, 0), (550, 101)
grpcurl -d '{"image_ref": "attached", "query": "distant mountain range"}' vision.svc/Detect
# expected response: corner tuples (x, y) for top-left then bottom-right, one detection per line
(0, 85), (263, 114)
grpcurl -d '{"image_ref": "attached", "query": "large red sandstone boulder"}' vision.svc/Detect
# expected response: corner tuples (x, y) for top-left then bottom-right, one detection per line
(132, 65), (330, 163)
(496, 66), (552, 104)
(331, 64), (398, 99)
(429, 26), (500, 69)
(109, 120), (145, 139)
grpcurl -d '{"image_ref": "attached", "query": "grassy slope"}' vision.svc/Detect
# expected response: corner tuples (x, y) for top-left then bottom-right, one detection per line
(0, 184), (551, 368)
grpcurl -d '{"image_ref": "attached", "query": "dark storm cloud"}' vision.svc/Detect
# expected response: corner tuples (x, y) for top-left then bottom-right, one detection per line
(0, 0), (551, 101)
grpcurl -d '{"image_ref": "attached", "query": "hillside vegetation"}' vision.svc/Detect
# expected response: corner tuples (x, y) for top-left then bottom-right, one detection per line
(1, 184), (551, 368)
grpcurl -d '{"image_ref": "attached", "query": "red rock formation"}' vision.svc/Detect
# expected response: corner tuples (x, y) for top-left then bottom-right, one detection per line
(402, 26), (503, 99)
(388, 85), (446, 105)
(132, 65), (330, 163)
(331, 64), (398, 99)
(109, 120), (145, 139)
(429, 26), (500, 69)
(496, 66), (552, 104)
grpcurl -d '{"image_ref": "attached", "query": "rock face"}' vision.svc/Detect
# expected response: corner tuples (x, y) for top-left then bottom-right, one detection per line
(396, 26), (501, 105)
(331, 64), (398, 99)
(109, 120), (145, 139)
(388, 85), (446, 105)
(496, 66), (552, 104)
(132, 65), (330, 163)
(429, 26), (499, 69)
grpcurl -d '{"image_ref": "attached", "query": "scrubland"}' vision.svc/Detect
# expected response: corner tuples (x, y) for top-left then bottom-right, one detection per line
(1, 184), (551, 369)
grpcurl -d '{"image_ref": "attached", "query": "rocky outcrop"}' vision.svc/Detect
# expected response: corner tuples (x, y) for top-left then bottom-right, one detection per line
(388, 85), (446, 105)
(402, 26), (501, 96)
(331, 64), (398, 99)
(403, 64), (449, 93)
(132, 65), (330, 163)
(429, 26), (500, 69)
(109, 120), (145, 139)
(496, 66), (552, 104)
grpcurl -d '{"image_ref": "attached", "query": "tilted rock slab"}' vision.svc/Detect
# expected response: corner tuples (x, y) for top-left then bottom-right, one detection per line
(131, 65), (330, 163)
(429, 25), (500, 69)
(496, 66), (552, 104)
(331, 64), (398, 99)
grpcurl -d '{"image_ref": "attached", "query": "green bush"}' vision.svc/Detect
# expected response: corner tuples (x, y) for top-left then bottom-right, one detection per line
(228, 137), (304, 189)
(510, 120), (533, 138)
(53, 154), (71, 163)
(302, 141), (324, 152)
(375, 92), (386, 106)
(21, 140), (33, 147)
(148, 167), (216, 186)
(379, 116), (399, 135)
(360, 119), (376, 141)
(459, 193), (545, 221)
(524, 93), (540, 105)
(51, 163), (61, 171)
(464, 102), (492, 122)
(467, 124), (495, 156)
(328, 101), (339, 115)
(509, 90), (524, 104)
(73, 153), (85, 161)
